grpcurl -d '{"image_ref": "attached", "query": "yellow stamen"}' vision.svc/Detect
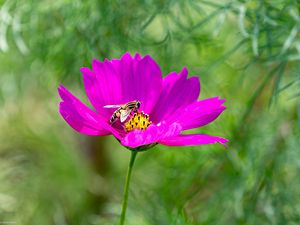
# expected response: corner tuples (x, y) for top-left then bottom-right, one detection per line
(124, 111), (152, 132)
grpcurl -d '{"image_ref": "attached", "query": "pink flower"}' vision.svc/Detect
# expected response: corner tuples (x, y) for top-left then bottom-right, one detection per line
(58, 53), (228, 151)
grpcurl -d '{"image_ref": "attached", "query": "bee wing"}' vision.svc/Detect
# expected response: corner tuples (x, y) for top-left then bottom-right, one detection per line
(120, 109), (131, 122)
(103, 104), (121, 108)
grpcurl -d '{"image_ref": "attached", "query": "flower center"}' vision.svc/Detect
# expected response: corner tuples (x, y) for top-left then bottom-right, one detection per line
(124, 111), (152, 132)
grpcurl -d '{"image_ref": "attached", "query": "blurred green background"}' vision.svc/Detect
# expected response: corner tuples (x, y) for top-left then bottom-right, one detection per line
(1, 0), (300, 224)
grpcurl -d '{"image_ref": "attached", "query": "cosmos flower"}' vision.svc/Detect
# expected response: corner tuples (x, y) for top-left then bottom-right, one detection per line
(58, 52), (228, 150)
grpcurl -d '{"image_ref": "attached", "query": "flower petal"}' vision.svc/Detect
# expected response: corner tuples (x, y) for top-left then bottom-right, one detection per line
(81, 59), (122, 119)
(133, 55), (163, 113)
(159, 134), (228, 147)
(58, 85), (121, 138)
(121, 122), (182, 148)
(169, 97), (226, 130)
(151, 67), (200, 123)
(81, 52), (163, 117)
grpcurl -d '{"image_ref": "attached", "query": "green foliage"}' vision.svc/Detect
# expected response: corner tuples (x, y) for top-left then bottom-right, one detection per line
(0, 0), (300, 224)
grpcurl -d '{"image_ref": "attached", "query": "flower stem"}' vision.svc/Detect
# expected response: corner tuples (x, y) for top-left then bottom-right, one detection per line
(118, 151), (138, 225)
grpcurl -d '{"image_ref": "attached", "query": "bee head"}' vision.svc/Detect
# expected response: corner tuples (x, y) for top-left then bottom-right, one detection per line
(136, 101), (141, 109)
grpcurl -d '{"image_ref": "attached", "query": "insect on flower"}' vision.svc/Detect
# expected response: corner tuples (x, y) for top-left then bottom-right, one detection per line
(58, 52), (228, 151)
(104, 100), (141, 124)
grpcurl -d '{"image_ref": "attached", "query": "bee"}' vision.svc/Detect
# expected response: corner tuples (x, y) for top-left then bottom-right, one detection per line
(103, 100), (141, 124)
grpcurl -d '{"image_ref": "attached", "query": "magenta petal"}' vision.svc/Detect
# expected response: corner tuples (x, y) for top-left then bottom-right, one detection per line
(169, 97), (226, 130)
(121, 122), (182, 148)
(81, 59), (123, 118)
(117, 53), (163, 113)
(81, 52), (163, 116)
(133, 55), (163, 113)
(58, 85), (121, 138)
(159, 134), (228, 147)
(151, 67), (200, 123)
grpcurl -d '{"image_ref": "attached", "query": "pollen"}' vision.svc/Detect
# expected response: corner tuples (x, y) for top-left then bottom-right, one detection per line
(124, 111), (152, 132)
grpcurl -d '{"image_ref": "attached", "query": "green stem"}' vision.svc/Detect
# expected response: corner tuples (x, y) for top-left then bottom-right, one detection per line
(118, 151), (138, 225)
